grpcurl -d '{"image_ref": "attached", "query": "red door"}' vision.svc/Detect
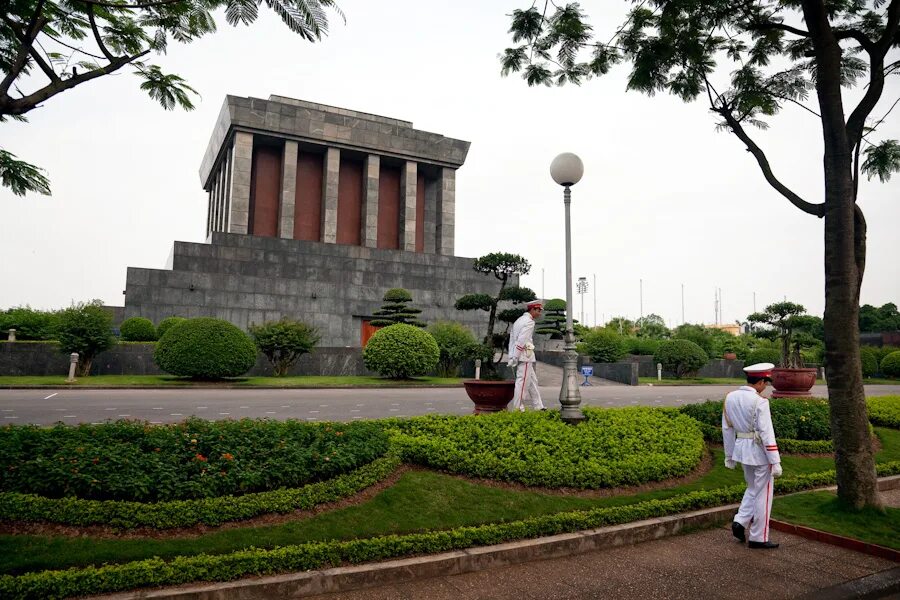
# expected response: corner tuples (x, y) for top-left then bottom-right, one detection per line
(361, 320), (381, 347)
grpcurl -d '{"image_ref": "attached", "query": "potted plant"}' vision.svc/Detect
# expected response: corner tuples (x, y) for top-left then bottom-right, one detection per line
(748, 302), (818, 397)
(454, 252), (535, 412)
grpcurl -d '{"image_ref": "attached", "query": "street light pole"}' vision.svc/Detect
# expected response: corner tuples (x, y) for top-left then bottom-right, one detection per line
(550, 152), (585, 424)
(577, 277), (588, 327)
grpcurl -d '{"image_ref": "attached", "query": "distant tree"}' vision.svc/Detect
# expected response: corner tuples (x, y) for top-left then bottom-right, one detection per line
(249, 319), (321, 376)
(500, 0), (900, 509)
(1, 0), (343, 196)
(56, 300), (115, 376)
(603, 316), (635, 336)
(673, 323), (714, 357)
(370, 288), (426, 328)
(635, 314), (670, 339)
(859, 303), (900, 332)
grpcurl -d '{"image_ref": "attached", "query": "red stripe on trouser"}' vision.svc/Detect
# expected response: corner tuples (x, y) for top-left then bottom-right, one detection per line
(518, 363), (529, 408)
(765, 465), (771, 541)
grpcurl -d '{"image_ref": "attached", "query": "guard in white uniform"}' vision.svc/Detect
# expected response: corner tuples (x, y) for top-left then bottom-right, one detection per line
(507, 300), (545, 412)
(722, 362), (783, 549)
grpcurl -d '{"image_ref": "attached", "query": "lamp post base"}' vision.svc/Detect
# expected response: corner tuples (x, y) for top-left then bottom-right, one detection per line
(558, 331), (584, 424)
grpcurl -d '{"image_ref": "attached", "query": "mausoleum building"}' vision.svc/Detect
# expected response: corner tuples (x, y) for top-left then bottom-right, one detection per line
(123, 95), (508, 346)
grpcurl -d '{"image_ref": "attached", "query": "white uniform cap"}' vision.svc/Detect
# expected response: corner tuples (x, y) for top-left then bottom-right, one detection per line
(743, 362), (775, 378)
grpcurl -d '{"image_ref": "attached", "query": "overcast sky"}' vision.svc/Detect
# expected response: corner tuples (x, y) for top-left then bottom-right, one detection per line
(2, 0), (898, 329)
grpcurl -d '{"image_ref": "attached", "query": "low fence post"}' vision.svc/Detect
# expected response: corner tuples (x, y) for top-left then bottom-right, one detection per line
(7, 329), (14, 342)
(66, 353), (79, 382)
(474, 359), (481, 381)
(657, 362), (662, 381)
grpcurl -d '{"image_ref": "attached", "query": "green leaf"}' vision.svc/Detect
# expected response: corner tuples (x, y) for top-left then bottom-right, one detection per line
(0, 149), (51, 196)
(862, 139), (900, 183)
(137, 65), (198, 110)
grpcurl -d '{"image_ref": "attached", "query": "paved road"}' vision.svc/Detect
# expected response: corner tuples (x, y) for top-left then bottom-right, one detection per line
(2, 384), (898, 426)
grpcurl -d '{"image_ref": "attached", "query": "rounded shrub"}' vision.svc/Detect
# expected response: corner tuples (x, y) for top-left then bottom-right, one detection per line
(156, 316), (186, 339)
(860, 347), (879, 377)
(119, 317), (157, 341)
(745, 347), (781, 366)
(881, 351), (900, 378)
(654, 339), (708, 378)
(154, 317), (257, 379)
(624, 336), (660, 356)
(579, 328), (627, 363)
(363, 323), (440, 379)
(427, 321), (478, 377)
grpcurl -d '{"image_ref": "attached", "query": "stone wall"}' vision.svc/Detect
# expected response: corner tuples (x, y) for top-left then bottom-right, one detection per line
(0, 342), (380, 377)
(124, 232), (511, 347)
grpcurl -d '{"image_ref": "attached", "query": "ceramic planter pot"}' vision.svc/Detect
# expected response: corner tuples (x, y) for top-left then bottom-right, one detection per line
(771, 367), (817, 398)
(463, 380), (515, 414)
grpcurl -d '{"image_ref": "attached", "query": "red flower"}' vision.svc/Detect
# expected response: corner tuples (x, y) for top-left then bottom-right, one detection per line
(194, 453), (207, 462)
(221, 453), (234, 461)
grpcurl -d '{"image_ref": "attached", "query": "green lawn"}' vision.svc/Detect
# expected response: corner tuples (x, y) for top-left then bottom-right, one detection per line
(638, 376), (897, 386)
(773, 490), (900, 550)
(0, 375), (464, 387)
(3, 427), (897, 576)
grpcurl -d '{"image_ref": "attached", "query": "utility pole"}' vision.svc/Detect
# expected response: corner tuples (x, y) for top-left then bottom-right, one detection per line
(576, 277), (588, 326)
(681, 283), (685, 324)
(753, 291), (756, 313)
(593, 273), (597, 327)
(542, 268), (545, 302)
(639, 278), (643, 323)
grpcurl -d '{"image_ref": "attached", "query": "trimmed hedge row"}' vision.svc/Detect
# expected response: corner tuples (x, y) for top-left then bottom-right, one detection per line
(387, 407), (705, 488)
(867, 395), (900, 428)
(4, 461), (898, 600)
(0, 418), (389, 502)
(0, 455), (400, 529)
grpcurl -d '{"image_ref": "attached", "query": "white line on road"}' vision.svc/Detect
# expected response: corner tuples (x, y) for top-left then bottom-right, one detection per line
(63, 415), (77, 418)
(105, 408), (116, 411)
(150, 421), (162, 424)
(265, 411), (276, 414)
(306, 417), (318, 421)
(239, 406), (250, 409)
(152, 407), (163, 410)
(1, 409), (12, 412)
(196, 406), (208, 409)
(118, 414), (130, 417)
(4, 416), (18, 419)
(91, 422), (103, 425)
(319, 404), (329, 408)
(280, 405), (290, 408)
(170, 413), (182, 416)
(44, 392), (58, 400)
(219, 412), (230, 416)
(350, 409), (360, 413)
(308, 410), (319, 413)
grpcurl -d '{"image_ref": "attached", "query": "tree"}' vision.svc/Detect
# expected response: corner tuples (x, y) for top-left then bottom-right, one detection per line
(427, 320), (479, 377)
(859, 302), (900, 332)
(501, 0), (900, 509)
(56, 300), (115, 376)
(454, 252), (535, 363)
(603, 316), (635, 336)
(369, 288), (426, 328)
(249, 319), (321, 376)
(748, 302), (811, 368)
(535, 298), (568, 339)
(1, 0), (342, 196)
(635, 313), (670, 339)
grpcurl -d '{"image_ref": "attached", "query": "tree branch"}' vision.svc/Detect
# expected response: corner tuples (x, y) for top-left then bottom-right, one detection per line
(833, 28), (875, 53)
(1, 50), (149, 115)
(854, 204), (866, 300)
(747, 20), (810, 38)
(28, 45), (61, 83)
(71, 0), (187, 8)
(43, 34), (107, 61)
(717, 104), (826, 217)
(0, 1), (50, 98)
(87, 8), (115, 61)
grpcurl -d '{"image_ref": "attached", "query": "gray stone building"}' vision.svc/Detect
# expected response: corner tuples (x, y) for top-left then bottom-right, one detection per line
(123, 95), (510, 346)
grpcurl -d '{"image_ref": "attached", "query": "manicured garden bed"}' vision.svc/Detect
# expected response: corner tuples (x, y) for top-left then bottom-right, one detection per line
(0, 397), (898, 599)
(0, 375), (464, 387)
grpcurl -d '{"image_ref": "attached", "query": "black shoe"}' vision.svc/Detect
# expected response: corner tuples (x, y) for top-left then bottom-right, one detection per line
(731, 521), (746, 543)
(748, 540), (779, 549)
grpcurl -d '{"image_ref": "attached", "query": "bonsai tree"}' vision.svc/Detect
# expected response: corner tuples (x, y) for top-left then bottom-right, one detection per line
(370, 288), (426, 328)
(454, 252), (535, 370)
(748, 302), (815, 369)
(535, 298), (568, 339)
(249, 319), (321, 376)
(56, 300), (116, 376)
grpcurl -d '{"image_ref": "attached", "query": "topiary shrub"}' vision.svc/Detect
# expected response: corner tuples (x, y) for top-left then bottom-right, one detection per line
(881, 351), (900, 378)
(877, 345), (900, 366)
(156, 316), (186, 339)
(654, 339), (708, 378)
(860, 347), (879, 377)
(578, 328), (627, 363)
(154, 317), (257, 379)
(119, 317), (157, 341)
(624, 336), (660, 356)
(745, 347), (782, 366)
(363, 323), (440, 379)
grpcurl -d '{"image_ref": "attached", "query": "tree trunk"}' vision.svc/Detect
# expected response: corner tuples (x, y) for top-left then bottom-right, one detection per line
(76, 356), (93, 377)
(803, 0), (881, 509)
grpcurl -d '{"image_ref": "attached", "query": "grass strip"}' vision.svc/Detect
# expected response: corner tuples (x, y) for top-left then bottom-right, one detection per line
(773, 490), (900, 550)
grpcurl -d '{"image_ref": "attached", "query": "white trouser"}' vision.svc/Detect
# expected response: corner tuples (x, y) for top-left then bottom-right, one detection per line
(734, 463), (774, 542)
(512, 361), (543, 411)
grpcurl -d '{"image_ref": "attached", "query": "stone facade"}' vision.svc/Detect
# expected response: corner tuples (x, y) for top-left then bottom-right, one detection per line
(125, 232), (511, 347)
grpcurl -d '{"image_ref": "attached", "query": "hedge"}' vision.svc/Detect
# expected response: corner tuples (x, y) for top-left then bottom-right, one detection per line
(4, 461), (898, 600)
(881, 351), (900, 378)
(387, 407), (705, 488)
(653, 339), (708, 378)
(154, 318), (256, 379)
(0, 455), (400, 529)
(867, 396), (900, 429)
(118, 317), (157, 342)
(362, 324), (440, 379)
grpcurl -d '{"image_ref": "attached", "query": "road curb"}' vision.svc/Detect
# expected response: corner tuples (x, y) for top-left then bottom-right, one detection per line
(0, 384), (464, 390)
(93, 503), (740, 599)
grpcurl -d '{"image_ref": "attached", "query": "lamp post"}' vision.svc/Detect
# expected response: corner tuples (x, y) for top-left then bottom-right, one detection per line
(550, 152), (585, 424)
(577, 277), (588, 326)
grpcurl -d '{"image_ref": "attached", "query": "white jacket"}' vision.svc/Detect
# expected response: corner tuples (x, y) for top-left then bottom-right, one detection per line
(722, 386), (781, 466)
(507, 312), (536, 363)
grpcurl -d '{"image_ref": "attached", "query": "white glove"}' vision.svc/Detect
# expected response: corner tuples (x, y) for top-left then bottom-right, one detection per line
(724, 458), (736, 470)
(772, 463), (783, 478)
(507, 356), (519, 368)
